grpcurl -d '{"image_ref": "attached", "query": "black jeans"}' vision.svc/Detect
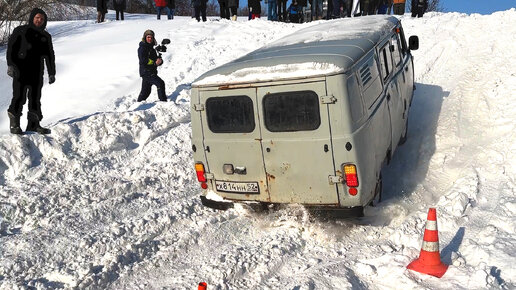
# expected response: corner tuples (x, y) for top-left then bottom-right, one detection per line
(195, 3), (207, 22)
(116, 10), (124, 20)
(8, 75), (43, 119)
(137, 74), (167, 102)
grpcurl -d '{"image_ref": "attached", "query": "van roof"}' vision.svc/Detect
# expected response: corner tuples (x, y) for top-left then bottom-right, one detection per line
(193, 16), (400, 87)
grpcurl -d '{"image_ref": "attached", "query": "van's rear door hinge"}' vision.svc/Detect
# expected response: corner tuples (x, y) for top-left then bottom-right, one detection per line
(328, 175), (343, 184)
(194, 104), (205, 111)
(321, 95), (337, 104)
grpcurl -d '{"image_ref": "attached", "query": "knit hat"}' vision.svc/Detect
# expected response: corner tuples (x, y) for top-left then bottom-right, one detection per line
(142, 29), (156, 45)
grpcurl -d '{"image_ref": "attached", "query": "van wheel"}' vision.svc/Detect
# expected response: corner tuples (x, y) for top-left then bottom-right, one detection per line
(370, 174), (383, 207)
(399, 118), (409, 145)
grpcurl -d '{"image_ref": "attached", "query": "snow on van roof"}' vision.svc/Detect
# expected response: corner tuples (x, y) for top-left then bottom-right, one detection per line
(193, 16), (398, 87)
(193, 62), (343, 86)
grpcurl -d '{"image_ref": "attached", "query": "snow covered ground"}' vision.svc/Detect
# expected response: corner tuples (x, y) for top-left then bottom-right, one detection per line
(0, 9), (515, 289)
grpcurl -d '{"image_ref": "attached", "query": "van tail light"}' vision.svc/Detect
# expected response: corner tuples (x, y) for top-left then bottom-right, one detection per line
(343, 164), (359, 195)
(195, 163), (208, 189)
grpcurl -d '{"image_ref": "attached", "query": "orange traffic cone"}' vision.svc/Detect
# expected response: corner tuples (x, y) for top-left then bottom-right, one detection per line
(198, 282), (207, 290)
(407, 208), (449, 278)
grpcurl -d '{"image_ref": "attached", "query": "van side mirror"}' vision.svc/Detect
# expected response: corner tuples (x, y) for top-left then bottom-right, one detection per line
(408, 36), (419, 50)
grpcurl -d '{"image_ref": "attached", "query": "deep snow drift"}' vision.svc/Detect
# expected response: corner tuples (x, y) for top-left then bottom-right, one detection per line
(0, 10), (515, 289)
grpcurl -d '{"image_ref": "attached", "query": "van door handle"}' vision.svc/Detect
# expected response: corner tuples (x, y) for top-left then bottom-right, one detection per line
(324, 144), (329, 152)
(387, 94), (391, 101)
(405, 66), (409, 72)
(266, 148), (271, 153)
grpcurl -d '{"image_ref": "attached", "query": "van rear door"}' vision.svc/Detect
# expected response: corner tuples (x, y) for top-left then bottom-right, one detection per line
(257, 82), (339, 205)
(199, 88), (269, 201)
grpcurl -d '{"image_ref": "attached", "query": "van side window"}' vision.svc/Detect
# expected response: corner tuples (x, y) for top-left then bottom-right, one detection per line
(391, 35), (402, 67)
(263, 91), (321, 132)
(206, 96), (255, 133)
(357, 56), (383, 109)
(379, 44), (393, 81)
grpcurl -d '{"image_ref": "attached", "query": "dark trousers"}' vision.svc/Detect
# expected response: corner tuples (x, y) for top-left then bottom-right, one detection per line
(9, 76), (43, 119)
(97, 11), (106, 22)
(411, 0), (426, 17)
(393, 3), (405, 15)
(116, 10), (124, 20)
(195, 3), (207, 22)
(277, 0), (287, 21)
(219, 1), (230, 19)
(137, 75), (167, 102)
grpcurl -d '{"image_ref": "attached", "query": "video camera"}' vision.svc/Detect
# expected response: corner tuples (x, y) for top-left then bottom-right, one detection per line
(155, 38), (171, 57)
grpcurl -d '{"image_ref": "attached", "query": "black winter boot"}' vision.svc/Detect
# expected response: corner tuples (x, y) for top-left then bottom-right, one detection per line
(26, 112), (51, 135)
(7, 112), (23, 135)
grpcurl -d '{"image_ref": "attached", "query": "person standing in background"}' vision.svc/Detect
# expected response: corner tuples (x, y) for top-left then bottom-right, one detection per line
(387, 0), (393, 14)
(167, 0), (176, 19)
(359, 0), (369, 15)
(277, 0), (287, 21)
(219, 0), (230, 19)
(96, 0), (108, 22)
(267, 0), (277, 20)
(411, 0), (427, 17)
(229, 0), (239, 20)
(392, 0), (406, 15)
(114, 0), (126, 21)
(6, 8), (55, 134)
(194, 0), (208, 21)
(154, 0), (168, 19)
(249, 0), (262, 19)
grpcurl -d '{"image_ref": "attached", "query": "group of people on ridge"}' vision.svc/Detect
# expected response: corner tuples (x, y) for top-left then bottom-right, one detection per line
(96, 0), (428, 24)
(96, 0), (177, 22)
(274, 0), (428, 23)
(222, 0), (428, 23)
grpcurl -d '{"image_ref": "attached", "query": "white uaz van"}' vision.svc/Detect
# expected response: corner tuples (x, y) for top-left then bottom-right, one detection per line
(190, 16), (419, 216)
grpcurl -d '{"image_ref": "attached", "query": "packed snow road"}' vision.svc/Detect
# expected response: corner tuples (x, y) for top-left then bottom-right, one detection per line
(1, 10), (515, 289)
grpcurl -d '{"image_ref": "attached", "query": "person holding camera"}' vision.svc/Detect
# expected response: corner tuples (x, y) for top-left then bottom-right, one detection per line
(6, 8), (55, 135)
(137, 30), (167, 102)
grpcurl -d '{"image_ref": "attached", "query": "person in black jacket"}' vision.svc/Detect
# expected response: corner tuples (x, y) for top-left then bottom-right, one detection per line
(167, 0), (176, 19)
(114, 0), (126, 21)
(249, 0), (261, 19)
(6, 8), (55, 135)
(137, 30), (167, 102)
(97, 0), (108, 23)
(218, 0), (230, 19)
(411, 0), (427, 17)
(194, 0), (208, 22)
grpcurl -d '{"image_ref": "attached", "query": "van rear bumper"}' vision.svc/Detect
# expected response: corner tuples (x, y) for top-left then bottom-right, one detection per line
(201, 195), (364, 217)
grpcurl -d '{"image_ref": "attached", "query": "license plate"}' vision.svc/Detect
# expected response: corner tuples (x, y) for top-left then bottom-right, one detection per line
(215, 181), (259, 194)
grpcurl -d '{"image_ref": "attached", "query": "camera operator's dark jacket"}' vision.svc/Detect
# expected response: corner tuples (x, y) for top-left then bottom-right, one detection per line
(7, 8), (55, 79)
(138, 41), (160, 77)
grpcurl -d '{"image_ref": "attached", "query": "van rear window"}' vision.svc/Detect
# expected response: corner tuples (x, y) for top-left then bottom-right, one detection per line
(206, 96), (255, 133)
(263, 91), (320, 132)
